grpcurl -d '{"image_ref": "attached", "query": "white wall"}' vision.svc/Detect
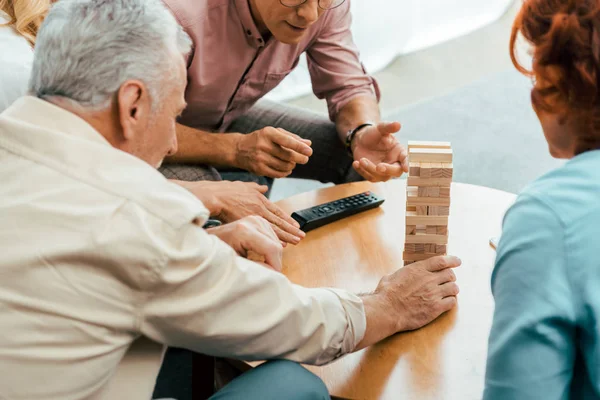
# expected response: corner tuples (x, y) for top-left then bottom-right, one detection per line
(266, 0), (515, 101)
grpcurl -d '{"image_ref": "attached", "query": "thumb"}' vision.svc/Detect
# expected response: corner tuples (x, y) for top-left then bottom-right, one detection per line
(254, 184), (269, 194)
(377, 121), (401, 136)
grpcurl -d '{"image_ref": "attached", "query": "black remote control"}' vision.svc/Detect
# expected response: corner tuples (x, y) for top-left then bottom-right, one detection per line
(291, 191), (385, 232)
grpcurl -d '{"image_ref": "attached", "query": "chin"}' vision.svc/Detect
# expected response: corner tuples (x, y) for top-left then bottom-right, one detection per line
(274, 33), (303, 45)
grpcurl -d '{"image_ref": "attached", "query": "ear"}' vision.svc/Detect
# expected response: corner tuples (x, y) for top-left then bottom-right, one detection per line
(116, 80), (151, 142)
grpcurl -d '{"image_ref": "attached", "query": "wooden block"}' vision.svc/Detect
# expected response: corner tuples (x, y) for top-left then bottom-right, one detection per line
(440, 163), (453, 178)
(416, 206), (428, 215)
(404, 243), (416, 252)
(406, 196), (451, 207)
(439, 187), (451, 198)
(405, 214), (449, 226)
(436, 245), (447, 254)
(407, 177), (452, 187)
(409, 148), (453, 163)
(405, 234), (449, 245)
(414, 243), (425, 253)
(416, 227), (427, 235)
(436, 226), (448, 235)
(424, 244), (437, 253)
(406, 205), (417, 213)
(407, 186), (418, 197)
(403, 252), (435, 262)
(417, 187), (440, 197)
(428, 206), (450, 216)
(430, 163), (444, 178)
(426, 226), (437, 234)
(409, 162), (421, 177)
(405, 225), (416, 235)
(419, 162), (433, 178)
(408, 140), (452, 150)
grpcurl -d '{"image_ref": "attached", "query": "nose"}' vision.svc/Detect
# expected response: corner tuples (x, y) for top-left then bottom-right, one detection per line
(296, 0), (319, 24)
(167, 134), (178, 156)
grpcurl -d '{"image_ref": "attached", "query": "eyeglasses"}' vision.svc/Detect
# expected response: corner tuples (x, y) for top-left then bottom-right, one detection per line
(280, 0), (346, 11)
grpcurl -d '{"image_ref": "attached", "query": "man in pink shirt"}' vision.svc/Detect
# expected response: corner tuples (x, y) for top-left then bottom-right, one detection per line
(160, 0), (408, 246)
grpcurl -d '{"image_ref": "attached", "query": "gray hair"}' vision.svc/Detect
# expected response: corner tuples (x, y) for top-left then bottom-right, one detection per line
(29, 0), (192, 111)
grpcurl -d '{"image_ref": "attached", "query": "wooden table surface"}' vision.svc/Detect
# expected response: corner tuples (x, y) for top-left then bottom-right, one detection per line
(269, 179), (516, 400)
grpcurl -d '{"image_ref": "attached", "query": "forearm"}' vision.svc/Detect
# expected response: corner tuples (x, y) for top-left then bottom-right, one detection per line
(167, 123), (241, 168)
(335, 95), (381, 143)
(354, 293), (398, 351)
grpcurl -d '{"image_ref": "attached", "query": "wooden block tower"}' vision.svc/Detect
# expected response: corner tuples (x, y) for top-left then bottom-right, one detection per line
(403, 141), (453, 266)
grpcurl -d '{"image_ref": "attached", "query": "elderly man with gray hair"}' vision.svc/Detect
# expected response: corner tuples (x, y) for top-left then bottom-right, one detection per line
(0, 0), (461, 399)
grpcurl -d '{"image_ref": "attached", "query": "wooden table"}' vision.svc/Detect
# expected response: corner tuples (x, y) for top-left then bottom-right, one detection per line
(261, 179), (516, 400)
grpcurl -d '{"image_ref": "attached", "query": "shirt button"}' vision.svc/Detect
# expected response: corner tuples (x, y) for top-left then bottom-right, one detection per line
(246, 29), (252, 35)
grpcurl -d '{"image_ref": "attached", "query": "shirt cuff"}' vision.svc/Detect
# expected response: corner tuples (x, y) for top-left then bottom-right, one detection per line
(323, 288), (367, 356)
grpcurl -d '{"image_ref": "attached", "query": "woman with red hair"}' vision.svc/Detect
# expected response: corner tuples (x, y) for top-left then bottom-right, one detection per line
(485, 0), (600, 398)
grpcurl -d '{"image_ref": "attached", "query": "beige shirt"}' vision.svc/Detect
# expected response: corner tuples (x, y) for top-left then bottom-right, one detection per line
(0, 97), (366, 400)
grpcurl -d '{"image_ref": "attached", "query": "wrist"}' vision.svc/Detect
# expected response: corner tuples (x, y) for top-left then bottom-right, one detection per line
(355, 292), (398, 350)
(228, 133), (245, 169)
(173, 179), (224, 217)
(346, 123), (374, 157)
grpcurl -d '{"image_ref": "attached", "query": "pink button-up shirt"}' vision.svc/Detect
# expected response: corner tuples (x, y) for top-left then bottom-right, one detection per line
(164, 0), (380, 132)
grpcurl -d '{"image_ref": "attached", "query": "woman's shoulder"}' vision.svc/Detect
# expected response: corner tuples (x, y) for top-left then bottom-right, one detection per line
(514, 151), (600, 226)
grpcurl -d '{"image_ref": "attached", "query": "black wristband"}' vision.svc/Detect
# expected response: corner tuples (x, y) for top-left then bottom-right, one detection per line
(345, 123), (374, 157)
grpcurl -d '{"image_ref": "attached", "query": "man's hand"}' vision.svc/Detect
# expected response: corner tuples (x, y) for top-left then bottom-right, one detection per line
(352, 122), (409, 182)
(207, 216), (283, 271)
(175, 180), (305, 245)
(355, 256), (461, 350)
(235, 127), (313, 178)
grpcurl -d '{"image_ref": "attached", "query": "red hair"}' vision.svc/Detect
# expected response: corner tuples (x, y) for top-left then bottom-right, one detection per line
(510, 0), (600, 154)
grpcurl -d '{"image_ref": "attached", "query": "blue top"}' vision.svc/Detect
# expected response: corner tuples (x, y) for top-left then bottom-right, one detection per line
(484, 150), (600, 399)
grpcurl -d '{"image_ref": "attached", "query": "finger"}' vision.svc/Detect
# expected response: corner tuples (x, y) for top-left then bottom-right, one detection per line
(261, 204), (304, 244)
(399, 147), (409, 173)
(253, 216), (283, 244)
(248, 183), (269, 194)
(260, 240), (284, 272)
(423, 256), (462, 272)
(269, 129), (313, 157)
(272, 224), (303, 245)
(353, 160), (377, 181)
(438, 296), (458, 313)
(436, 268), (457, 285)
(246, 236), (283, 272)
(289, 132), (313, 146)
(375, 162), (403, 178)
(439, 282), (460, 298)
(376, 121), (401, 136)
(266, 155), (296, 174)
(268, 143), (310, 165)
(357, 158), (388, 182)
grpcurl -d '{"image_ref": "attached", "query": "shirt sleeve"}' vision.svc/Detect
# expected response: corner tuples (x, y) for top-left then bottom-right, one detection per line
(139, 220), (366, 366)
(483, 194), (577, 400)
(307, 1), (380, 122)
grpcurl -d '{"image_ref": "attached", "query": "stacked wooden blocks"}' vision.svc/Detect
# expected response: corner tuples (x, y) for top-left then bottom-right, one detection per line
(403, 141), (453, 266)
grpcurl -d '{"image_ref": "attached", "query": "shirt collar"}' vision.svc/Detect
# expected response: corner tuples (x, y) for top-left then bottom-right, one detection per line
(233, 0), (267, 48)
(0, 96), (210, 227)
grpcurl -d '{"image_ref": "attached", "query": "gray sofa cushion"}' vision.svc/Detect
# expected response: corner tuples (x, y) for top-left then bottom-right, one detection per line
(386, 69), (564, 194)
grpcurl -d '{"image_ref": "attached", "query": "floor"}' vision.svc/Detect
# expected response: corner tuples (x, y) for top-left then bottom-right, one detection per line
(270, 0), (522, 202)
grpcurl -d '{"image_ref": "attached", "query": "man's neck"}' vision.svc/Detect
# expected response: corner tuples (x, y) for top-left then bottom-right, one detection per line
(247, 0), (270, 37)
